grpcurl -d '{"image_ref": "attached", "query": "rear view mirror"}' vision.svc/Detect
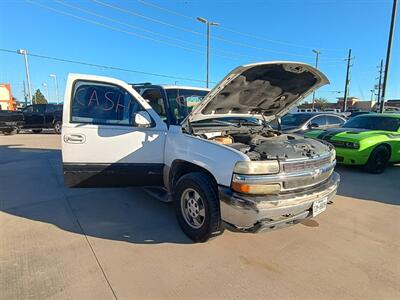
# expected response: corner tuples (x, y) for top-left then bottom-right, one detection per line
(309, 122), (319, 128)
(133, 111), (152, 128)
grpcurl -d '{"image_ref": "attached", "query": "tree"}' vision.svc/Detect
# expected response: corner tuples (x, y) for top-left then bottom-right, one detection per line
(298, 97), (332, 110)
(314, 97), (329, 109)
(32, 89), (48, 104)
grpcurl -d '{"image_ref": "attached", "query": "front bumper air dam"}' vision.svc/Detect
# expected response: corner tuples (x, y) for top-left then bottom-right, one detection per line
(219, 172), (340, 232)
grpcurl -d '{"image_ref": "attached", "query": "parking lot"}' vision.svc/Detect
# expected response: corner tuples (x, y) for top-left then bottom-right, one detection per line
(0, 134), (399, 299)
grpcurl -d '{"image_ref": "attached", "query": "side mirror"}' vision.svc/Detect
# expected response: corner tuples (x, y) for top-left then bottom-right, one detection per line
(309, 122), (319, 129)
(133, 111), (152, 128)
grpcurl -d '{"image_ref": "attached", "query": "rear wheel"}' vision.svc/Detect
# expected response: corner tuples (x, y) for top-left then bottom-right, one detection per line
(54, 121), (62, 134)
(2, 129), (16, 135)
(173, 172), (222, 242)
(364, 145), (390, 174)
(32, 129), (42, 134)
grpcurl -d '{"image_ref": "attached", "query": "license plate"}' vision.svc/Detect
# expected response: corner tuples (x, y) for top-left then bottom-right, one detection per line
(313, 197), (328, 217)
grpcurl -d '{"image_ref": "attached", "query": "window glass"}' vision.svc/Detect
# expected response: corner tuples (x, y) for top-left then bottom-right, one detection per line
(311, 116), (327, 126)
(343, 116), (400, 131)
(326, 115), (344, 125)
(165, 89), (209, 124)
(46, 105), (56, 113)
(71, 81), (144, 126)
(281, 113), (313, 126)
(33, 105), (46, 113)
(23, 106), (33, 113)
(141, 88), (167, 122)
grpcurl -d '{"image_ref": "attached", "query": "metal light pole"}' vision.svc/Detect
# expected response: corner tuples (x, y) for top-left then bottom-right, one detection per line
(197, 17), (219, 88)
(17, 49), (33, 104)
(376, 59), (384, 106)
(342, 49), (352, 112)
(311, 49), (321, 109)
(49, 74), (59, 104)
(380, 0), (397, 113)
(42, 83), (50, 102)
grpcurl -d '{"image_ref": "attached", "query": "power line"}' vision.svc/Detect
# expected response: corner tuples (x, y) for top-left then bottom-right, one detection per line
(55, 0), (204, 48)
(92, 0), (321, 59)
(53, 0), (272, 61)
(137, 0), (346, 53)
(27, 0), (206, 55)
(28, 0), (268, 62)
(92, 0), (205, 37)
(0, 48), (214, 84)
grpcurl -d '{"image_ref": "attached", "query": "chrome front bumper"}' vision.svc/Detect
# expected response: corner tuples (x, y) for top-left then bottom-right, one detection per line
(219, 172), (340, 232)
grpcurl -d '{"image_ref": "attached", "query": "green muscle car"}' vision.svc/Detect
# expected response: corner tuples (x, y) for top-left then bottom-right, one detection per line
(305, 113), (400, 173)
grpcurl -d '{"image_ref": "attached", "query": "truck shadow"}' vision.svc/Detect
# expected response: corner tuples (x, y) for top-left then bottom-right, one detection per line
(0, 144), (191, 244)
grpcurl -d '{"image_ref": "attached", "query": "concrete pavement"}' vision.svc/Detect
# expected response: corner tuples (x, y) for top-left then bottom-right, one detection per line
(0, 134), (399, 299)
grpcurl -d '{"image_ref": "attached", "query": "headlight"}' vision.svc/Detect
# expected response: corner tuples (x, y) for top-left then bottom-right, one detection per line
(331, 148), (336, 162)
(231, 182), (281, 195)
(234, 160), (279, 175)
(345, 141), (360, 149)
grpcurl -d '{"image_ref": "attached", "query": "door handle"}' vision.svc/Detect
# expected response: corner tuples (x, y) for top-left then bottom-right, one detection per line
(64, 134), (86, 144)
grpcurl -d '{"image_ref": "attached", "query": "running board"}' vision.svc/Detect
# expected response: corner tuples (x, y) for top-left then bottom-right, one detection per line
(143, 187), (172, 203)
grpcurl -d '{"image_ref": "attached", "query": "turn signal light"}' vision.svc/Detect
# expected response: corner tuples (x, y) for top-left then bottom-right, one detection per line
(231, 182), (281, 195)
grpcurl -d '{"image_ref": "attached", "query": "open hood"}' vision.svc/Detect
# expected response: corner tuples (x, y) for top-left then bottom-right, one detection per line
(186, 61), (329, 124)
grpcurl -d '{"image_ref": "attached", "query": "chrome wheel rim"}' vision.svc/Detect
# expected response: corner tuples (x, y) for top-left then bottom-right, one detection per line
(180, 188), (205, 229)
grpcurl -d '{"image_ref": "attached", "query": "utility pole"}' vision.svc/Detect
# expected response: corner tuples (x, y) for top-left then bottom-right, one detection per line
(380, 0), (397, 113)
(49, 74), (59, 104)
(23, 80), (28, 107)
(197, 17), (219, 88)
(42, 83), (50, 102)
(311, 49), (321, 109)
(342, 49), (352, 112)
(17, 49), (32, 104)
(376, 59), (384, 106)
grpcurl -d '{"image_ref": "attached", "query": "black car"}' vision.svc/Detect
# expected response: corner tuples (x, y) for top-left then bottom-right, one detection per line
(20, 104), (63, 134)
(278, 112), (346, 134)
(0, 104), (63, 135)
(348, 111), (371, 118)
(0, 110), (24, 135)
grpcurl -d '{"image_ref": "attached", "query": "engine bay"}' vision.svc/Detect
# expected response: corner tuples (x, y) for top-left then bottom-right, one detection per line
(193, 126), (330, 161)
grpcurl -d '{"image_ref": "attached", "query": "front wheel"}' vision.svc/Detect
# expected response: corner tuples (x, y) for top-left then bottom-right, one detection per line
(173, 172), (222, 242)
(364, 145), (390, 174)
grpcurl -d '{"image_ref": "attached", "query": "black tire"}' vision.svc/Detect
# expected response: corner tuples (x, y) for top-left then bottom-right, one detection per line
(173, 172), (222, 242)
(364, 145), (390, 174)
(2, 130), (15, 135)
(32, 129), (42, 134)
(54, 121), (62, 134)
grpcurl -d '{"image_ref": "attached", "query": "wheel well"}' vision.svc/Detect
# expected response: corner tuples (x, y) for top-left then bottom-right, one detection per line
(375, 143), (391, 156)
(169, 160), (218, 191)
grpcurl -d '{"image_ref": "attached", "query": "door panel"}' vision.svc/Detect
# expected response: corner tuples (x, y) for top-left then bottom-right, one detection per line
(62, 74), (167, 187)
(22, 105), (45, 128)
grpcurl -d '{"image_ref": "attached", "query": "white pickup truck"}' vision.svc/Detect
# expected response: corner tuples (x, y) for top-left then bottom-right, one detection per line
(61, 61), (340, 242)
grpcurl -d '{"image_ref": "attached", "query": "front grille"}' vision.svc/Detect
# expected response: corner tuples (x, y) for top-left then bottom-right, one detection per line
(282, 155), (331, 173)
(283, 168), (331, 190)
(281, 154), (334, 191)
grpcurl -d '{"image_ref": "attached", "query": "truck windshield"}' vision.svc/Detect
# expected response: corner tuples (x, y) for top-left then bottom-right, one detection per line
(342, 115), (400, 131)
(166, 89), (209, 124)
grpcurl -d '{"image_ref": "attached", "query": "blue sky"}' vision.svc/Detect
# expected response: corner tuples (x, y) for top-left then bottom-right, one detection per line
(0, 0), (398, 104)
